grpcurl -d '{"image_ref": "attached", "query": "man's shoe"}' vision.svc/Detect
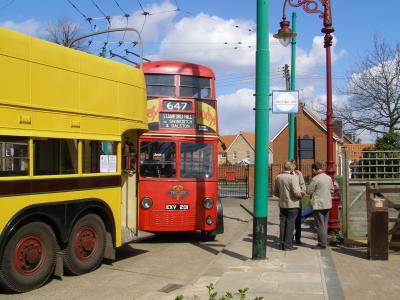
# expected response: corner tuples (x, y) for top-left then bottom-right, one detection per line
(284, 246), (298, 251)
(312, 244), (326, 250)
(295, 240), (302, 245)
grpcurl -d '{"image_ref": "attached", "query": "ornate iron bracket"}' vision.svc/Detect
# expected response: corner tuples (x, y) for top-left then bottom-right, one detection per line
(284, 0), (334, 48)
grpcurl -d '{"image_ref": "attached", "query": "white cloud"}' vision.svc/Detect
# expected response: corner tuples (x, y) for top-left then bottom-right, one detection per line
(217, 88), (287, 137)
(158, 13), (256, 70)
(110, 1), (177, 43)
(157, 12), (346, 75)
(0, 19), (41, 36)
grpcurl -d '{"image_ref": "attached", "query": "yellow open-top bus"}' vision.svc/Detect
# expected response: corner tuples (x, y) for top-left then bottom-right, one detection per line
(0, 27), (147, 292)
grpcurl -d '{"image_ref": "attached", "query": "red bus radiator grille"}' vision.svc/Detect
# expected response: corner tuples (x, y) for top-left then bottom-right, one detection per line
(151, 210), (197, 228)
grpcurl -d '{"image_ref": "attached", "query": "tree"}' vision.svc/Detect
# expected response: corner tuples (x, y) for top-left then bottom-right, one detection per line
(336, 37), (400, 135)
(45, 18), (88, 51)
(375, 131), (400, 150)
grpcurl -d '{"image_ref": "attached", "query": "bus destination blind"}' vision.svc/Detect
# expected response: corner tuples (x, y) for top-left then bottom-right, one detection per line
(160, 113), (195, 129)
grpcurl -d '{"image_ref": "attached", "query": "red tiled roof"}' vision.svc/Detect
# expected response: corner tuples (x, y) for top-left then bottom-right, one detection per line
(343, 144), (375, 160)
(240, 131), (255, 149)
(218, 135), (236, 152)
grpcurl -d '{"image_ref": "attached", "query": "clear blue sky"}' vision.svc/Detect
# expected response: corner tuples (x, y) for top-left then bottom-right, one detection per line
(1, 0), (398, 140)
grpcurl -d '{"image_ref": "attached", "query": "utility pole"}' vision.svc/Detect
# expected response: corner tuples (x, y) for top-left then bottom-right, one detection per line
(288, 12), (297, 161)
(283, 64), (290, 90)
(252, 0), (270, 260)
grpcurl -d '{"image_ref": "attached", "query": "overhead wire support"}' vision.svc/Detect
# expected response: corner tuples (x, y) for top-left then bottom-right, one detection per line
(110, 51), (137, 65)
(125, 49), (151, 62)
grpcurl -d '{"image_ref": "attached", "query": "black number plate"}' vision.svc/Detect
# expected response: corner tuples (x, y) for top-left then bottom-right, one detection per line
(165, 204), (190, 210)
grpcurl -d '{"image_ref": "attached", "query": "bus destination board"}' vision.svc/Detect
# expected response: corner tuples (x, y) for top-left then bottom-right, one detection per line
(160, 113), (195, 129)
(162, 100), (193, 111)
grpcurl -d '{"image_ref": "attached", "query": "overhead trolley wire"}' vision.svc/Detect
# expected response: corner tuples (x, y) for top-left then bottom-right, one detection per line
(65, 0), (92, 23)
(113, 0), (128, 16)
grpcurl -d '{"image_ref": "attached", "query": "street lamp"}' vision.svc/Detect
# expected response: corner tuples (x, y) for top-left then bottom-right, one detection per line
(274, 0), (340, 231)
(273, 17), (296, 47)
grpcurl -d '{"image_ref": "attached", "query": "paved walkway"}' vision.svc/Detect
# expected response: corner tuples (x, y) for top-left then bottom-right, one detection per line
(142, 199), (344, 300)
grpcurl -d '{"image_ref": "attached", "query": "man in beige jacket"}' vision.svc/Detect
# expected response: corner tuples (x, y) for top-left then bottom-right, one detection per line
(291, 160), (306, 245)
(274, 161), (305, 250)
(307, 161), (334, 249)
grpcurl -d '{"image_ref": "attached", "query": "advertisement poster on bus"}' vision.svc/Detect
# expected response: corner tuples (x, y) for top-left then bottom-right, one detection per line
(196, 100), (217, 133)
(147, 98), (160, 130)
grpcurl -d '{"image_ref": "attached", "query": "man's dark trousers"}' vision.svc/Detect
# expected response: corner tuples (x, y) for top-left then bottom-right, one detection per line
(279, 208), (298, 249)
(313, 209), (330, 247)
(294, 203), (302, 243)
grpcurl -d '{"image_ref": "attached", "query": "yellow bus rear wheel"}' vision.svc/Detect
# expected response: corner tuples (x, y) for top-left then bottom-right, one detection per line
(0, 222), (57, 293)
(64, 214), (106, 275)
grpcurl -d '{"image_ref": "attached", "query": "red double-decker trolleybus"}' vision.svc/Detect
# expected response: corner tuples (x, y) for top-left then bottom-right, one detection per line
(138, 61), (223, 239)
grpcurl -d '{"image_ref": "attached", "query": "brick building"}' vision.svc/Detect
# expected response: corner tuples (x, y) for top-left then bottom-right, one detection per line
(218, 131), (273, 165)
(270, 103), (354, 182)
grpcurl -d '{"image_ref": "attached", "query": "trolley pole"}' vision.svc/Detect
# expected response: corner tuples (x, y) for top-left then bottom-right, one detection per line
(252, 0), (270, 260)
(288, 12), (297, 161)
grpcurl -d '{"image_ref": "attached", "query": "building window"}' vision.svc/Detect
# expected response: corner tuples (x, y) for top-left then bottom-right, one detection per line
(34, 138), (78, 175)
(233, 151), (237, 160)
(298, 135), (314, 159)
(220, 152), (227, 158)
(0, 136), (29, 177)
(246, 151), (251, 159)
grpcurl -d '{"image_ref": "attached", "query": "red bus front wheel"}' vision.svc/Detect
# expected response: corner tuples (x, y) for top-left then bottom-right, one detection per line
(0, 222), (57, 293)
(200, 231), (216, 241)
(64, 214), (106, 275)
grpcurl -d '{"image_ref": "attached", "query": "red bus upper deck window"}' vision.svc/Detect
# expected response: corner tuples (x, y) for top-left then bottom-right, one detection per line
(180, 76), (211, 99)
(145, 74), (176, 97)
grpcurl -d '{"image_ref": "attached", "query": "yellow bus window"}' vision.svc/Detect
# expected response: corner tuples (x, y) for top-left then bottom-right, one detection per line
(0, 137), (29, 177)
(33, 139), (78, 175)
(82, 141), (117, 173)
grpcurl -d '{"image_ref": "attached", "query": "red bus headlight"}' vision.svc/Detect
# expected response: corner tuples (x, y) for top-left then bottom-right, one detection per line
(203, 197), (213, 209)
(206, 216), (213, 225)
(141, 197), (153, 209)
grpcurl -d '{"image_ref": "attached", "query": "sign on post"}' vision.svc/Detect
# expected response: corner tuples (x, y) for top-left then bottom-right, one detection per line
(272, 91), (299, 114)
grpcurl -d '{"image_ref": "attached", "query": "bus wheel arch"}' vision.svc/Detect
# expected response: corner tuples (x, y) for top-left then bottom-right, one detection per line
(0, 222), (57, 293)
(63, 214), (106, 275)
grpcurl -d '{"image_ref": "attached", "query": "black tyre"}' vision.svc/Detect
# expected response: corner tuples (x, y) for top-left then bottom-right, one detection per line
(0, 222), (57, 293)
(64, 214), (106, 275)
(200, 231), (216, 241)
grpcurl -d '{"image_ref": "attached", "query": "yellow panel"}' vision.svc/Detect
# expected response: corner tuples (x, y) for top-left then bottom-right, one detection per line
(79, 53), (123, 83)
(0, 56), (30, 106)
(79, 75), (119, 116)
(0, 27), (30, 60)
(32, 111), (81, 134)
(31, 63), (79, 110)
(79, 114), (120, 137)
(30, 37), (80, 72)
(0, 106), (32, 131)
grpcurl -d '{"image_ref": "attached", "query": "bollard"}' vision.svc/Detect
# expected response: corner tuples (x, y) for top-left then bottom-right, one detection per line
(367, 197), (388, 260)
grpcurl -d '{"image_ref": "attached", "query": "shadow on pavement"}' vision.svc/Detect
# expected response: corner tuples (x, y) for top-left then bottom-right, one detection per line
(331, 245), (368, 260)
(112, 244), (149, 262)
